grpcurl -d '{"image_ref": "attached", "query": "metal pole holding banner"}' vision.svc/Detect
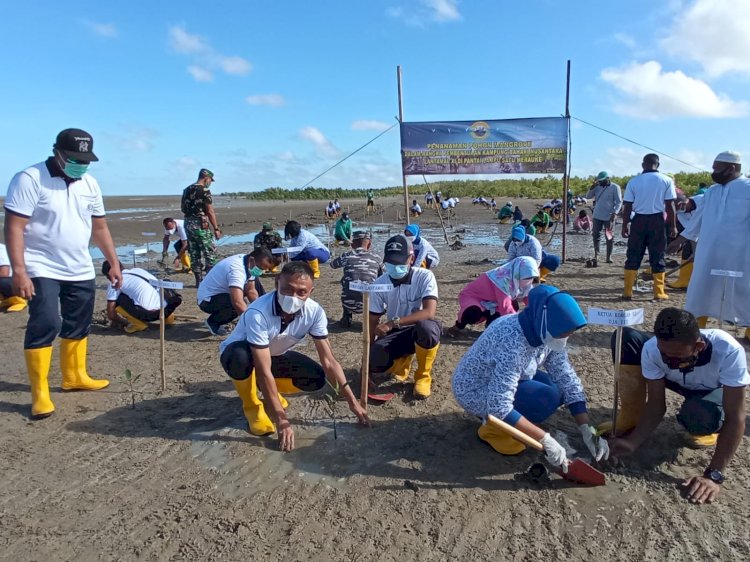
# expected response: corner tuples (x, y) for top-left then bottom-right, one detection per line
(561, 59), (571, 263)
(587, 306), (644, 436)
(149, 279), (184, 391)
(397, 65), (411, 226)
(711, 269), (743, 330)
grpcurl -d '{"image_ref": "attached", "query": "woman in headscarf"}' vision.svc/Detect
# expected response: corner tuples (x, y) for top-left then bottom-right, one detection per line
(404, 224), (440, 269)
(451, 285), (609, 469)
(446, 257), (539, 337)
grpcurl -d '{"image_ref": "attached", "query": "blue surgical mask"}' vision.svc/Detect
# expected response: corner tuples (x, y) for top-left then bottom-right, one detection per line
(63, 159), (89, 179)
(385, 263), (410, 279)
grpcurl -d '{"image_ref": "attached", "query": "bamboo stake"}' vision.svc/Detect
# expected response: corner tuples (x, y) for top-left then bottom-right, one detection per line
(360, 292), (370, 410)
(159, 285), (166, 391)
(612, 326), (623, 434)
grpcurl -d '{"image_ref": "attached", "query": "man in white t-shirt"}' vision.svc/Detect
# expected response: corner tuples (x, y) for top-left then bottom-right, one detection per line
(621, 153), (677, 300)
(102, 260), (182, 333)
(219, 261), (370, 451)
(609, 308), (748, 505)
(198, 248), (278, 336)
(161, 217), (191, 273)
(3, 128), (122, 419)
(0, 242), (27, 312)
(369, 234), (442, 398)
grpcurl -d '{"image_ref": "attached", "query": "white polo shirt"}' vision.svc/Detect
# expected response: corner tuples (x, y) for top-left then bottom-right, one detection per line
(164, 219), (187, 241)
(197, 254), (255, 303)
(369, 267), (438, 320)
(642, 329), (750, 391)
(623, 171), (677, 215)
(0, 243), (10, 272)
(4, 160), (105, 281)
(106, 268), (162, 311)
(220, 291), (328, 357)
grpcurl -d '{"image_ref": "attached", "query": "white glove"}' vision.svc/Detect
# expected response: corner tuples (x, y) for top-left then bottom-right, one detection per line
(540, 433), (569, 473)
(579, 424), (610, 461)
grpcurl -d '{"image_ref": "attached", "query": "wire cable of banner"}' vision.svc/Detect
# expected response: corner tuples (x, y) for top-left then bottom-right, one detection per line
(298, 120), (399, 190)
(570, 115), (705, 172)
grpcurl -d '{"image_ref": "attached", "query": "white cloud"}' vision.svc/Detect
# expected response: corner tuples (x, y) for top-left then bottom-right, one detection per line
(600, 61), (748, 118)
(83, 20), (117, 38)
(169, 25), (252, 81)
(613, 33), (636, 49)
(423, 0), (461, 22)
(276, 151), (296, 162)
(172, 156), (199, 173)
(387, 0), (461, 25)
(245, 94), (285, 107)
(351, 119), (391, 132)
(218, 56), (252, 76)
(168, 26), (208, 54)
(187, 66), (213, 82)
(662, 0), (750, 77)
(299, 126), (340, 158)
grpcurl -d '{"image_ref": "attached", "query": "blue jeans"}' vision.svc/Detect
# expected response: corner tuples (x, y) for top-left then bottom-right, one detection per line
(513, 371), (563, 423)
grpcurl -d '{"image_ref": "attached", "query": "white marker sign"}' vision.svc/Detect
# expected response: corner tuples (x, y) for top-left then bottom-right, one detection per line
(711, 269), (743, 278)
(349, 282), (394, 293)
(141, 232), (157, 236)
(272, 246), (304, 255)
(130, 248), (148, 256)
(149, 280), (184, 290)
(587, 307), (644, 327)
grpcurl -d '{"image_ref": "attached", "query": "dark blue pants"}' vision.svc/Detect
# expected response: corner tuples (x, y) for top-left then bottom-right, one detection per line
(291, 247), (330, 263)
(25, 277), (95, 349)
(513, 371), (563, 423)
(0, 277), (12, 298)
(369, 319), (443, 372)
(220, 342), (325, 391)
(199, 280), (264, 330)
(625, 213), (666, 273)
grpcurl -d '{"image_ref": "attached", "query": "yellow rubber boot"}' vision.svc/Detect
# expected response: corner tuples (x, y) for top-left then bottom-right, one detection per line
(115, 306), (149, 334)
(24, 347), (55, 419)
(165, 313), (175, 325)
(622, 269), (637, 299)
(275, 377), (303, 394)
(232, 371), (275, 436)
(388, 355), (414, 382)
(3, 296), (28, 312)
(668, 261), (693, 290)
(180, 253), (192, 272)
(684, 432), (718, 449)
(539, 266), (552, 283)
(652, 272), (669, 300)
(413, 344), (438, 398)
(596, 364), (647, 436)
(307, 258), (321, 279)
(60, 338), (110, 391)
(696, 316), (708, 328)
(477, 422), (526, 455)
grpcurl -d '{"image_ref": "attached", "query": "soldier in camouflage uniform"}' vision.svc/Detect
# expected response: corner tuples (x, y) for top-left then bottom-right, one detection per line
(329, 231), (383, 327)
(181, 168), (221, 286)
(253, 223), (283, 252)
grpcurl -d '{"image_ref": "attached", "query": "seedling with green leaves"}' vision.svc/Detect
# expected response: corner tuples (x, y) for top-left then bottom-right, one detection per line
(122, 368), (141, 409)
(323, 379), (342, 440)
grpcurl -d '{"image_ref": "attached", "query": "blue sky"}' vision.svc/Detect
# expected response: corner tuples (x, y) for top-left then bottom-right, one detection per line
(1, 0), (745, 195)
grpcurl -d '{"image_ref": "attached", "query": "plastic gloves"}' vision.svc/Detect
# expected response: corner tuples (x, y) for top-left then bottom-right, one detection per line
(540, 433), (569, 473)
(579, 424), (610, 461)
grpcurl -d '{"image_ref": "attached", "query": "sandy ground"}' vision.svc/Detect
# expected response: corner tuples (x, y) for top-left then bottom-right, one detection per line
(0, 195), (749, 561)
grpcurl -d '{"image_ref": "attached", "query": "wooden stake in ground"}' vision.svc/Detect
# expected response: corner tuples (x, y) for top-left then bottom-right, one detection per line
(587, 306), (644, 435)
(149, 279), (184, 391)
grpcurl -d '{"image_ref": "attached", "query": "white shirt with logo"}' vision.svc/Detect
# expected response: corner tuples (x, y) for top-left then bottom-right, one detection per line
(106, 268), (162, 311)
(4, 161), (105, 281)
(164, 219), (187, 241)
(197, 254), (254, 303)
(369, 267), (438, 320)
(623, 171), (677, 215)
(220, 291), (328, 357)
(642, 329), (750, 391)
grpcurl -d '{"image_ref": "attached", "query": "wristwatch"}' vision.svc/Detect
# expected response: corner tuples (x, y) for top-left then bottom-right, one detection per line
(391, 316), (401, 329)
(703, 468), (725, 484)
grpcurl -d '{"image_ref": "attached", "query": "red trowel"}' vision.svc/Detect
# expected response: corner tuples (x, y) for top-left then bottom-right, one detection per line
(488, 415), (606, 486)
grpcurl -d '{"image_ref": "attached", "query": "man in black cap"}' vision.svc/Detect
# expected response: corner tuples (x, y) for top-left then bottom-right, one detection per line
(4, 128), (122, 419)
(368, 234), (442, 398)
(329, 231), (383, 327)
(181, 168), (222, 287)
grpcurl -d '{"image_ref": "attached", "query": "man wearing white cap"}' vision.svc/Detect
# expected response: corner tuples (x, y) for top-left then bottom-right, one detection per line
(668, 151), (750, 340)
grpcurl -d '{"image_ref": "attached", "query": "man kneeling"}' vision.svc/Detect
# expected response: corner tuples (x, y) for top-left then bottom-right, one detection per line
(609, 308), (747, 504)
(219, 262), (369, 451)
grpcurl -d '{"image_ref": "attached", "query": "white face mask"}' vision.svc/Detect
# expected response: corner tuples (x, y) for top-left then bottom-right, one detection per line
(278, 292), (305, 314)
(519, 278), (535, 297)
(543, 333), (568, 352)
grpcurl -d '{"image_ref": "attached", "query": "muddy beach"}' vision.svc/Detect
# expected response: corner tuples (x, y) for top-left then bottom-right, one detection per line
(0, 195), (748, 561)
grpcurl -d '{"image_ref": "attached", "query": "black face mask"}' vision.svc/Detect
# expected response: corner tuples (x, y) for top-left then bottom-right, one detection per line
(711, 165), (735, 185)
(660, 352), (698, 373)
(598, 180), (610, 187)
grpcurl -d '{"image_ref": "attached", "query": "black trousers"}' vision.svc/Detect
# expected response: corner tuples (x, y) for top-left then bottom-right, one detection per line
(592, 218), (614, 257)
(220, 342), (325, 391)
(0, 277), (12, 298)
(199, 280), (264, 329)
(612, 327), (724, 435)
(369, 319), (442, 372)
(625, 213), (666, 272)
(116, 293), (181, 322)
(26, 277), (95, 349)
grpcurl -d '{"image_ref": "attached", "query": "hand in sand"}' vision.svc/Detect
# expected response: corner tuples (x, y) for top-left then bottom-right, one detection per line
(681, 476), (720, 504)
(348, 401), (372, 427)
(277, 420), (295, 452)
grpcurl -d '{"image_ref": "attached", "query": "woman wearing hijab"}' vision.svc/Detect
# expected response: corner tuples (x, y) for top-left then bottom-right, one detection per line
(446, 257), (539, 337)
(452, 285), (609, 469)
(404, 224), (440, 269)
